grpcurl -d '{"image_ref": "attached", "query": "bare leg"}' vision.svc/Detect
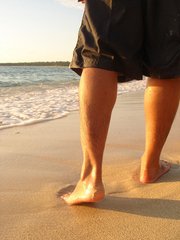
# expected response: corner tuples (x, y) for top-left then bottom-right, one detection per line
(62, 68), (118, 204)
(140, 77), (180, 183)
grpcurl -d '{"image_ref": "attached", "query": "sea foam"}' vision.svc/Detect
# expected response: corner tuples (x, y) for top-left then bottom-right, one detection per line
(0, 66), (146, 130)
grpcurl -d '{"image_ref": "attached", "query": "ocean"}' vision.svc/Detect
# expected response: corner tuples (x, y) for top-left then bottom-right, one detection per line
(0, 66), (146, 130)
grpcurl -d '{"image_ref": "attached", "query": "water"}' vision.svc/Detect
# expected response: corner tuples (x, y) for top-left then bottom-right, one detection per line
(0, 66), (146, 130)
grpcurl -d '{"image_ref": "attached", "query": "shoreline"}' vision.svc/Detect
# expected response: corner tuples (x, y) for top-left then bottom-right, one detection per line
(0, 89), (144, 131)
(0, 90), (179, 240)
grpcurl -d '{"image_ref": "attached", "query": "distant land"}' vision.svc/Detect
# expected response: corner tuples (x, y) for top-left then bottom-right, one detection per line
(0, 61), (70, 66)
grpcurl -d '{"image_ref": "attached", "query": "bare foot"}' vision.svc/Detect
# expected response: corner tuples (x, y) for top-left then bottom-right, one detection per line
(61, 180), (105, 205)
(140, 160), (171, 183)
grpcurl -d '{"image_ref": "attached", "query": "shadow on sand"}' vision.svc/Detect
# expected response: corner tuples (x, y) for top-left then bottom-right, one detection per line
(90, 196), (180, 220)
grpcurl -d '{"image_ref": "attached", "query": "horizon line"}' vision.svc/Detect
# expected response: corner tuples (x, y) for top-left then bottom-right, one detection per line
(0, 60), (70, 64)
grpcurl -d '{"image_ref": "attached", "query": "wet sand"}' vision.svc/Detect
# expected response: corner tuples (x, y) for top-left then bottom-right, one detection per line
(0, 91), (180, 240)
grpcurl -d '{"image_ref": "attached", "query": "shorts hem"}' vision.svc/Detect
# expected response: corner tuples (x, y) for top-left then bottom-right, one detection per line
(69, 56), (180, 82)
(69, 59), (143, 83)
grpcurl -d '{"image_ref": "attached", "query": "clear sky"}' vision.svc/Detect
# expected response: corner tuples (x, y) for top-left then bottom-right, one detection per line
(0, 0), (84, 63)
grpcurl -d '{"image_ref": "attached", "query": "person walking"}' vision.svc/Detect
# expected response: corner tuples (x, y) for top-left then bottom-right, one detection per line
(62, 0), (180, 205)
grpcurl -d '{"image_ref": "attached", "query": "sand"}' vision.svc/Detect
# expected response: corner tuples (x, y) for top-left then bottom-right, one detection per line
(0, 91), (180, 240)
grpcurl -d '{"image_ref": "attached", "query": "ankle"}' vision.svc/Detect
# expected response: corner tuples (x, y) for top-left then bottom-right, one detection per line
(141, 153), (160, 171)
(81, 168), (103, 186)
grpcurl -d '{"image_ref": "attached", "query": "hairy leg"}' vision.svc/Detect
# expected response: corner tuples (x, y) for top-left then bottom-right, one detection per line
(140, 77), (180, 183)
(62, 68), (118, 204)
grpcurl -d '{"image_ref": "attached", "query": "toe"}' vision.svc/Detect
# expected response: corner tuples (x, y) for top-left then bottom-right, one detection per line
(61, 193), (70, 200)
(160, 160), (171, 170)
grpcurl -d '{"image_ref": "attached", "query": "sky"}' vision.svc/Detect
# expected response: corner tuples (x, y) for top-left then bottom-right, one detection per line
(0, 0), (84, 63)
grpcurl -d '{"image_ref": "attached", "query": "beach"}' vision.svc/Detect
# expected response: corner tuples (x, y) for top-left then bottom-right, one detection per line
(0, 90), (180, 240)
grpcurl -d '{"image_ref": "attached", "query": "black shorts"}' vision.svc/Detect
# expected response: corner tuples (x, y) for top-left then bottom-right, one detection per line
(69, 0), (180, 82)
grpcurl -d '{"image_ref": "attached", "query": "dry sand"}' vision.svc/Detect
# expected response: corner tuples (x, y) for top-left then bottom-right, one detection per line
(0, 91), (180, 240)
